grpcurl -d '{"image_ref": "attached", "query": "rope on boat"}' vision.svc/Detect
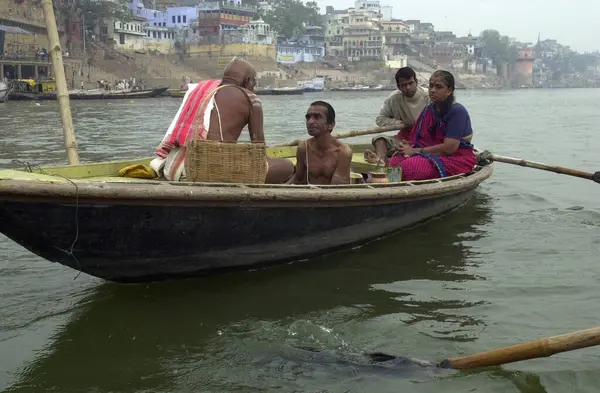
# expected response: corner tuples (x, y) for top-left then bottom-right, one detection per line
(10, 160), (83, 280)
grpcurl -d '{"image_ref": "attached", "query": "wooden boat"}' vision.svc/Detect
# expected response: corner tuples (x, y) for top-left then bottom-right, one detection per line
(168, 88), (187, 98)
(330, 85), (387, 92)
(0, 144), (492, 283)
(8, 79), (168, 100)
(255, 87), (304, 96)
(68, 87), (168, 100)
(8, 78), (58, 101)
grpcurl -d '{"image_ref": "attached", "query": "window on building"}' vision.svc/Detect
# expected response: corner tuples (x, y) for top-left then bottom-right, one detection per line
(178, 15), (181, 23)
(172, 16), (176, 23)
(183, 15), (187, 23)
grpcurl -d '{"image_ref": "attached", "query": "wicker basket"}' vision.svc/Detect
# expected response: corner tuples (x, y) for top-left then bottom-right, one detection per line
(184, 138), (267, 184)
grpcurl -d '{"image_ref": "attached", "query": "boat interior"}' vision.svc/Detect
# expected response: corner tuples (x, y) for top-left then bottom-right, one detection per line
(0, 143), (480, 189)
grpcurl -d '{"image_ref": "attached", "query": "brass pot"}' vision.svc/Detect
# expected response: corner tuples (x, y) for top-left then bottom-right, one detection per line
(350, 172), (364, 184)
(367, 171), (389, 184)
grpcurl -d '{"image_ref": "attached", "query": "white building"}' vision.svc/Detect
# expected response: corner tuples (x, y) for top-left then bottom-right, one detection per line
(385, 53), (407, 68)
(112, 16), (148, 50)
(455, 35), (477, 57)
(277, 44), (324, 63)
(241, 18), (276, 44)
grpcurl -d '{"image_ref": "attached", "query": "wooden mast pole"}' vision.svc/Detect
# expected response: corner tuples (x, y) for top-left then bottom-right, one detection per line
(40, 0), (80, 165)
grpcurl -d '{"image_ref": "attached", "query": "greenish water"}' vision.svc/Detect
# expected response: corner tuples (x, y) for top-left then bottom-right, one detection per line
(0, 90), (599, 392)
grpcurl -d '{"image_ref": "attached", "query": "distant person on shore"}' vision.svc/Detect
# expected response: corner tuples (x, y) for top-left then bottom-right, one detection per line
(368, 67), (430, 165)
(151, 57), (294, 183)
(287, 101), (352, 185)
(385, 70), (476, 181)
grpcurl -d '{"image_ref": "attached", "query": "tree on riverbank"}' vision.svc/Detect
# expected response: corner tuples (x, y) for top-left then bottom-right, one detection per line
(479, 29), (518, 72)
(261, 0), (322, 39)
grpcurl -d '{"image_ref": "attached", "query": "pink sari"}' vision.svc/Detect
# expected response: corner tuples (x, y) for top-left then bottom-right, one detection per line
(388, 102), (476, 180)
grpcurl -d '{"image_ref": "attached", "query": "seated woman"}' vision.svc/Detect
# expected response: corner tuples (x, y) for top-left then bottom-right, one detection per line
(387, 70), (477, 181)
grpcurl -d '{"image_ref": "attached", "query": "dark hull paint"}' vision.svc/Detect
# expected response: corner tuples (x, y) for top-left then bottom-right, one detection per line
(0, 184), (477, 282)
(8, 92), (56, 101)
(255, 89), (304, 95)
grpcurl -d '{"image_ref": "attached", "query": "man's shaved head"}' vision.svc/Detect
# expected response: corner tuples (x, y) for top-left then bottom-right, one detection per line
(222, 57), (257, 91)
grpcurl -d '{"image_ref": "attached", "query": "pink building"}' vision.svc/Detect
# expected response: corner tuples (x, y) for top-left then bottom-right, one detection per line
(514, 47), (534, 86)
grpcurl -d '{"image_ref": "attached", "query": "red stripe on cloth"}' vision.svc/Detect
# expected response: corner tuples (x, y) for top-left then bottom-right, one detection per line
(168, 79), (221, 147)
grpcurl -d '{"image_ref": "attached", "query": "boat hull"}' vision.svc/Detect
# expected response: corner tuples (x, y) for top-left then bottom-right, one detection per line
(303, 87), (324, 93)
(0, 166), (491, 282)
(256, 88), (304, 95)
(8, 87), (168, 101)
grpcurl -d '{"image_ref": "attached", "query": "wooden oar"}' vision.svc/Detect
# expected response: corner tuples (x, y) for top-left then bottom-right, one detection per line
(480, 150), (600, 184)
(436, 326), (600, 370)
(272, 125), (401, 147)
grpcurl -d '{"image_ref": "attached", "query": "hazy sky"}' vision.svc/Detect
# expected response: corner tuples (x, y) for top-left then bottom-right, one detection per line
(316, 0), (597, 53)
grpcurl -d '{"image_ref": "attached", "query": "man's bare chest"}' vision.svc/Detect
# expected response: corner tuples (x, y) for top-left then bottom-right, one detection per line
(307, 149), (338, 177)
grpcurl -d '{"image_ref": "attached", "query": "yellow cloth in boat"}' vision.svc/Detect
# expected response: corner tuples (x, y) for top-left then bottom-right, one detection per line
(119, 164), (157, 179)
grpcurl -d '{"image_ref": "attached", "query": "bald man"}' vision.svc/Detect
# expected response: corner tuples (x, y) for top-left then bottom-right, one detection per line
(153, 58), (294, 183)
(207, 58), (295, 184)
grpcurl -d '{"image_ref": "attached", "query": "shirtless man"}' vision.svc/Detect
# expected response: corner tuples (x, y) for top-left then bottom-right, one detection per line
(208, 57), (295, 183)
(287, 101), (353, 185)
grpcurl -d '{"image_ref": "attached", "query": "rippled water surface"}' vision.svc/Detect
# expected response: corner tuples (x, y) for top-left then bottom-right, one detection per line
(1, 89), (599, 393)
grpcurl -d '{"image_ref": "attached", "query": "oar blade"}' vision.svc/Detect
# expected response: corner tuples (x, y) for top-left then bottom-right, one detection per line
(593, 172), (600, 184)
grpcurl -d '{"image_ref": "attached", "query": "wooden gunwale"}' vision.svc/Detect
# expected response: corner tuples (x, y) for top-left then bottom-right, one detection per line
(0, 165), (492, 206)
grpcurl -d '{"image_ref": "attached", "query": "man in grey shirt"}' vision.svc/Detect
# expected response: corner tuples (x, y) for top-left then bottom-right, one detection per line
(369, 67), (430, 164)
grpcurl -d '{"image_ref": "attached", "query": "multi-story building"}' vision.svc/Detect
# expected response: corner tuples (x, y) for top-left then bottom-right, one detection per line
(110, 16), (148, 50)
(325, 6), (384, 61)
(324, 8), (348, 56)
(353, 0), (392, 21)
(454, 35), (477, 57)
(276, 25), (324, 64)
(220, 18), (276, 44)
(431, 42), (465, 67)
(130, 0), (196, 28)
(381, 20), (408, 58)
(276, 43), (324, 64)
(433, 31), (455, 44)
(343, 8), (384, 61)
(157, 7), (196, 28)
(514, 46), (534, 86)
(194, 0), (256, 37)
(145, 25), (177, 42)
(297, 26), (325, 49)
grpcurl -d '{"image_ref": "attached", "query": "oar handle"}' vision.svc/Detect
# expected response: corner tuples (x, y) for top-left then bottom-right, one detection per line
(480, 151), (597, 182)
(440, 326), (600, 370)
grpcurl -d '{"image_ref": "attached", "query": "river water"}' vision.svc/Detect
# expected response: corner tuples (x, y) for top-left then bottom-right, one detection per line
(0, 89), (599, 393)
